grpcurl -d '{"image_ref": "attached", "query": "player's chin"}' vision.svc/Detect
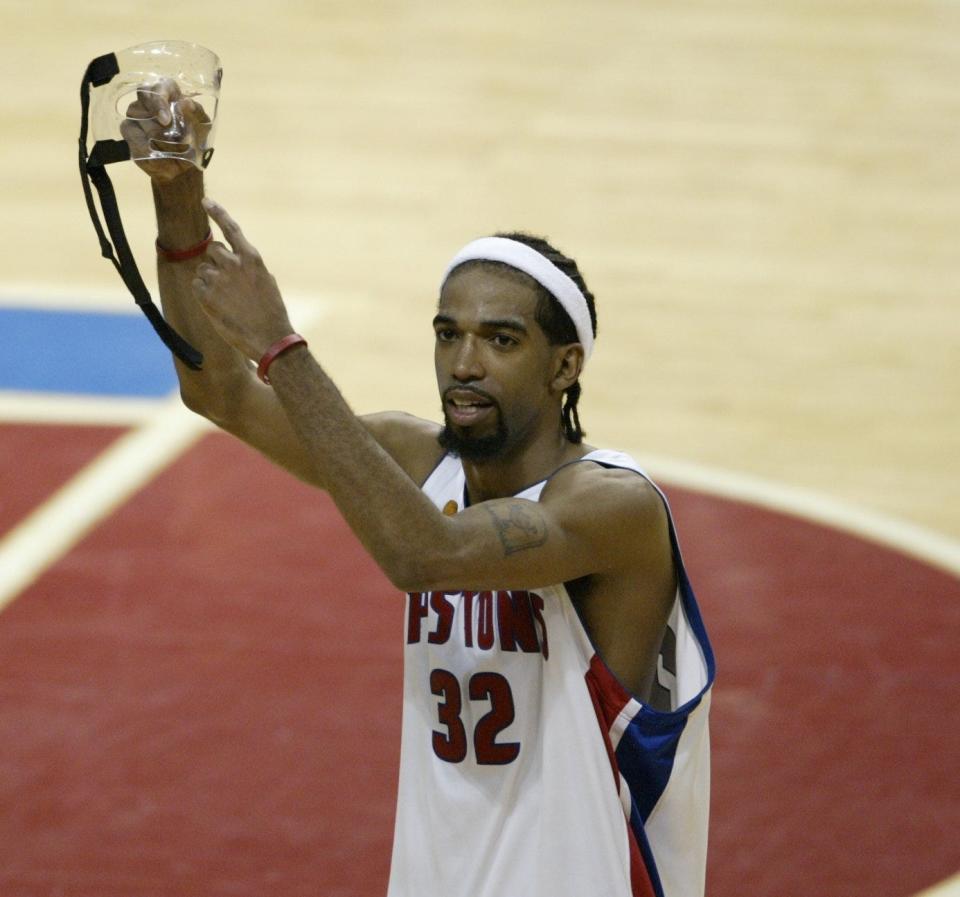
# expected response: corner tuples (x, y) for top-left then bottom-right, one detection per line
(439, 415), (510, 461)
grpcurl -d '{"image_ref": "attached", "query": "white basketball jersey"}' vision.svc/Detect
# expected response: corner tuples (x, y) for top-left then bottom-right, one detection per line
(387, 450), (714, 897)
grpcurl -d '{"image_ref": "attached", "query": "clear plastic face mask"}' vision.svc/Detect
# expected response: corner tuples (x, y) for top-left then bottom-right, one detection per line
(90, 40), (222, 169)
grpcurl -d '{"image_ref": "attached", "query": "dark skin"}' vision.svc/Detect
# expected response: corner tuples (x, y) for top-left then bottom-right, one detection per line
(124, 82), (677, 702)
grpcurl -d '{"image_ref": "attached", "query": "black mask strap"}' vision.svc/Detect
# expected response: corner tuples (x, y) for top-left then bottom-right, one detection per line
(79, 53), (203, 370)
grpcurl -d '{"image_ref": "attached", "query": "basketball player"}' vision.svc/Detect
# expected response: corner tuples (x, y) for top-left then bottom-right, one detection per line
(125, 83), (715, 897)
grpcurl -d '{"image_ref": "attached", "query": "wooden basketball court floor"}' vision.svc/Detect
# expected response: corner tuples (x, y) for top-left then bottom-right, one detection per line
(0, 1), (958, 895)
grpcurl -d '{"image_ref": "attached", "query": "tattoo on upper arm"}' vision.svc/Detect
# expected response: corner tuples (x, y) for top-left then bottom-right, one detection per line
(485, 502), (548, 556)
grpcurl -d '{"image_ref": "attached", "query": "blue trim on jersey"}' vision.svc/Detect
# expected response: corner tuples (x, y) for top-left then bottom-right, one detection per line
(631, 810), (667, 897)
(616, 709), (688, 823)
(0, 307), (178, 397)
(589, 456), (718, 706)
(584, 454), (714, 897)
(664, 514), (717, 692)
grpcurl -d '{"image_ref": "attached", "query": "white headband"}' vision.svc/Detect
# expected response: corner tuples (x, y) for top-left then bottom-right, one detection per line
(441, 237), (594, 361)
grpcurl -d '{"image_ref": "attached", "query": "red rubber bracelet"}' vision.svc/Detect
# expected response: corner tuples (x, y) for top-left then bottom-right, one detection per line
(156, 231), (213, 262)
(257, 334), (308, 384)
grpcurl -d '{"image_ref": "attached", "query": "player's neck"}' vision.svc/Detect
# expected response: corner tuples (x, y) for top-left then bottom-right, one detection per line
(461, 428), (588, 504)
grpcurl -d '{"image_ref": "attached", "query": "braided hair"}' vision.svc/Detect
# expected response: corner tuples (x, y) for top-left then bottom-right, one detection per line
(494, 232), (597, 443)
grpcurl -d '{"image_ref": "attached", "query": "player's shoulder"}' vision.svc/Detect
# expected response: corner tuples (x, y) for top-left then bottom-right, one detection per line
(543, 451), (667, 531)
(360, 411), (444, 485)
(543, 452), (673, 573)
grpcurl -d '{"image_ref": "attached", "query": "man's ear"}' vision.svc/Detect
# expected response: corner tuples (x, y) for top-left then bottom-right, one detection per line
(550, 343), (584, 394)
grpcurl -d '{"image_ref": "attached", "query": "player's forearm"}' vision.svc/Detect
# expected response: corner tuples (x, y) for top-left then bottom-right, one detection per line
(152, 172), (256, 421)
(266, 346), (457, 587)
(266, 347), (582, 592)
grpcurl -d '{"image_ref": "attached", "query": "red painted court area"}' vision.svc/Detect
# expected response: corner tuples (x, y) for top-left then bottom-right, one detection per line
(1, 424), (958, 897)
(0, 425), (122, 537)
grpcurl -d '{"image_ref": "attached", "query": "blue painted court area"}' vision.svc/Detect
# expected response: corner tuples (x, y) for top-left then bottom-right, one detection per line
(0, 306), (179, 397)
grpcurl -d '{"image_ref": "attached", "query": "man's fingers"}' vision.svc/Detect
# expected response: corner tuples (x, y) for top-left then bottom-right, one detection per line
(178, 96), (212, 126)
(118, 117), (139, 142)
(134, 78), (182, 125)
(134, 91), (170, 126)
(202, 199), (259, 259)
(124, 98), (148, 120)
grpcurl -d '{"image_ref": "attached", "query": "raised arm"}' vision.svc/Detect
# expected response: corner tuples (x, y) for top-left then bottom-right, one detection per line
(120, 83), (305, 461)
(121, 83), (438, 486)
(153, 169), (341, 485)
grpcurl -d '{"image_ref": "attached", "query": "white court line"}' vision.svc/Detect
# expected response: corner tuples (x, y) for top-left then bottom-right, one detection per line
(913, 873), (960, 897)
(0, 391), (164, 426)
(0, 284), (338, 316)
(0, 284), (135, 313)
(0, 396), (213, 611)
(637, 452), (960, 580)
(0, 293), (328, 611)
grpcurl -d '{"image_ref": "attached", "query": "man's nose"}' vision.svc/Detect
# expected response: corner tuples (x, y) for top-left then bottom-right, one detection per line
(452, 335), (484, 381)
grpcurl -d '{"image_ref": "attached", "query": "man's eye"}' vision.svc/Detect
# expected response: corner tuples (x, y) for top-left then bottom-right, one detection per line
(492, 334), (518, 348)
(435, 329), (457, 342)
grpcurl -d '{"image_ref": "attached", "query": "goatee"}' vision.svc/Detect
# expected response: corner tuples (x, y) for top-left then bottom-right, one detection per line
(437, 416), (509, 462)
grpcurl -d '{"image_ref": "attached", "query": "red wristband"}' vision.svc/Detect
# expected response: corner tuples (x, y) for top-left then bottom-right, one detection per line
(156, 230), (213, 262)
(257, 334), (308, 384)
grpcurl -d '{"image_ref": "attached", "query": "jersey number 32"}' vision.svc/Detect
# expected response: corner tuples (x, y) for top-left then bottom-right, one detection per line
(430, 669), (520, 765)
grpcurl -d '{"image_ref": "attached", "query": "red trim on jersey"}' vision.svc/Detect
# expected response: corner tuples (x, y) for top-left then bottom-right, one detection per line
(585, 657), (625, 787)
(585, 656), (657, 897)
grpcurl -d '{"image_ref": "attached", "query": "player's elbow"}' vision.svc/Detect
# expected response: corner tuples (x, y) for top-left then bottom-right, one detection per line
(179, 382), (207, 415)
(372, 517), (469, 593)
(383, 555), (434, 593)
(382, 547), (459, 594)
(179, 382), (225, 425)
(177, 369), (243, 428)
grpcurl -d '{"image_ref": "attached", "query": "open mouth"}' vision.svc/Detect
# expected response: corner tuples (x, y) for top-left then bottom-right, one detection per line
(445, 390), (495, 427)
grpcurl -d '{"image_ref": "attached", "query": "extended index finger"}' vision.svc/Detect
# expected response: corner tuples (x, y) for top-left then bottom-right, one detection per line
(202, 198), (258, 258)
